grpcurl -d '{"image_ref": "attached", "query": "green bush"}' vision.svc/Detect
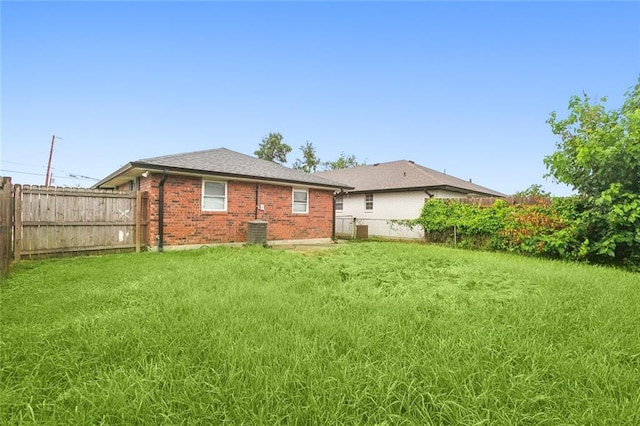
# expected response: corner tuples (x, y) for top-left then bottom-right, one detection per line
(409, 196), (639, 270)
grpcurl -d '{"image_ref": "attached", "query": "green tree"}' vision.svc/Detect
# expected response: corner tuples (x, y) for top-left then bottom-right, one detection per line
(292, 141), (322, 173)
(323, 152), (362, 170)
(254, 132), (292, 164)
(544, 78), (640, 269)
(544, 83), (640, 196)
(513, 184), (551, 198)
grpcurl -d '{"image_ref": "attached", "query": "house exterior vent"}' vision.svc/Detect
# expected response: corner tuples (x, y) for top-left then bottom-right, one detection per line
(247, 220), (268, 245)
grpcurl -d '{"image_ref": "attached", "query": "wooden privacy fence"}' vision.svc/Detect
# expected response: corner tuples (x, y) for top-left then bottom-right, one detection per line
(15, 185), (149, 259)
(1, 179), (149, 276)
(444, 196), (552, 207)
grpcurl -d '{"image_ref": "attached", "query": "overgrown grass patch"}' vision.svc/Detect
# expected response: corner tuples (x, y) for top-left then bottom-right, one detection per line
(1, 242), (639, 424)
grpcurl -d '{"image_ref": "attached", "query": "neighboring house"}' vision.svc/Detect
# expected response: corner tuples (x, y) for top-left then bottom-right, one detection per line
(316, 160), (505, 239)
(93, 148), (352, 250)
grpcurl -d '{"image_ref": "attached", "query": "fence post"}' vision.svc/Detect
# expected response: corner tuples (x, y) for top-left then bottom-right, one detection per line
(13, 185), (22, 261)
(135, 190), (142, 253)
(0, 177), (12, 279)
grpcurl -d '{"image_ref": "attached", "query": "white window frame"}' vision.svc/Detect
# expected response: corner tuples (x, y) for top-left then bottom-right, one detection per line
(292, 188), (309, 214)
(335, 196), (344, 211)
(202, 180), (227, 212)
(365, 193), (373, 211)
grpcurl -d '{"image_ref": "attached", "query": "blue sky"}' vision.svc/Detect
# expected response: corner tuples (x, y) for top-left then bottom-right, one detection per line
(2, 1), (639, 195)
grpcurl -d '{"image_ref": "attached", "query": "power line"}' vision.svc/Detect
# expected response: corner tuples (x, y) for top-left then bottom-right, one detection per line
(0, 169), (99, 181)
(41, 164), (95, 178)
(1, 164), (100, 180)
(68, 174), (99, 181)
(1, 160), (40, 167)
(0, 169), (45, 177)
(4, 135), (100, 182)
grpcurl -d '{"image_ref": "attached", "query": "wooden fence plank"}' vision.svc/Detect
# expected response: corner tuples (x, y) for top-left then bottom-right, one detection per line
(13, 184), (22, 261)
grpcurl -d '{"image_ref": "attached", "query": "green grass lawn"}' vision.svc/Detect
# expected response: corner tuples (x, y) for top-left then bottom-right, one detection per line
(1, 242), (639, 424)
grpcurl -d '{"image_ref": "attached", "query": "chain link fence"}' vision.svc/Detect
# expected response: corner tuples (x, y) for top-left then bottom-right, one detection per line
(336, 216), (424, 240)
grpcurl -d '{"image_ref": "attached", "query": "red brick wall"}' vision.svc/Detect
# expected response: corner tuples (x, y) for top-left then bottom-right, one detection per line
(138, 174), (334, 248)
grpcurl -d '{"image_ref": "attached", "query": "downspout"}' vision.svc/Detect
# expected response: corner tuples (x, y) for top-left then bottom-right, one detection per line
(255, 184), (260, 219)
(158, 170), (168, 252)
(332, 191), (337, 241)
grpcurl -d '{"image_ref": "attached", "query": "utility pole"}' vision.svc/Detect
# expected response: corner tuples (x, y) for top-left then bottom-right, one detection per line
(45, 134), (60, 186)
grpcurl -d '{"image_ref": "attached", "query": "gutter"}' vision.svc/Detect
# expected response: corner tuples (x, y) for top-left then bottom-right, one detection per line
(94, 161), (354, 192)
(158, 170), (168, 252)
(344, 185), (504, 198)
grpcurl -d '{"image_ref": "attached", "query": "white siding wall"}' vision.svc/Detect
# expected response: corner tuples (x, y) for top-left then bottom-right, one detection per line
(335, 189), (473, 239)
(336, 191), (426, 239)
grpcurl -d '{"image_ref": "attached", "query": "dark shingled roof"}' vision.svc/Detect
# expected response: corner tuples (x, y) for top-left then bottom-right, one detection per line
(94, 147), (352, 190)
(316, 160), (505, 197)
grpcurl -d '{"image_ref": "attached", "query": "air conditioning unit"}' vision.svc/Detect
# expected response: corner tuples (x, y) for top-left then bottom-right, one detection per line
(247, 220), (268, 245)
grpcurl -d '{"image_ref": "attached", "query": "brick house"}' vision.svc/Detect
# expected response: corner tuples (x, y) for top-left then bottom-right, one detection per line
(93, 148), (352, 250)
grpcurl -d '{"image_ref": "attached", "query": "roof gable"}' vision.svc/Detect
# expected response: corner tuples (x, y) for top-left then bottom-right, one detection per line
(94, 147), (351, 190)
(316, 160), (505, 197)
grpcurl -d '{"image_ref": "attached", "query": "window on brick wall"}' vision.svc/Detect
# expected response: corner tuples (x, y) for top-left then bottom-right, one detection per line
(202, 180), (227, 211)
(365, 193), (373, 210)
(292, 188), (308, 213)
(335, 196), (343, 211)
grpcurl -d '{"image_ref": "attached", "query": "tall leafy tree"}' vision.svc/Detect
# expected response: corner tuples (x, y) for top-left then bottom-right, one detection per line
(254, 132), (292, 164)
(292, 141), (322, 173)
(544, 78), (640, 268)
(323, 152), (362, 170)
(545, 83), (640, 196)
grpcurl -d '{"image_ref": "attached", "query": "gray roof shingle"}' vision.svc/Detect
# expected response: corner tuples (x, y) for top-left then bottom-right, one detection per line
(95, 147), (351, 190)
(316, 160), (505, 197)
